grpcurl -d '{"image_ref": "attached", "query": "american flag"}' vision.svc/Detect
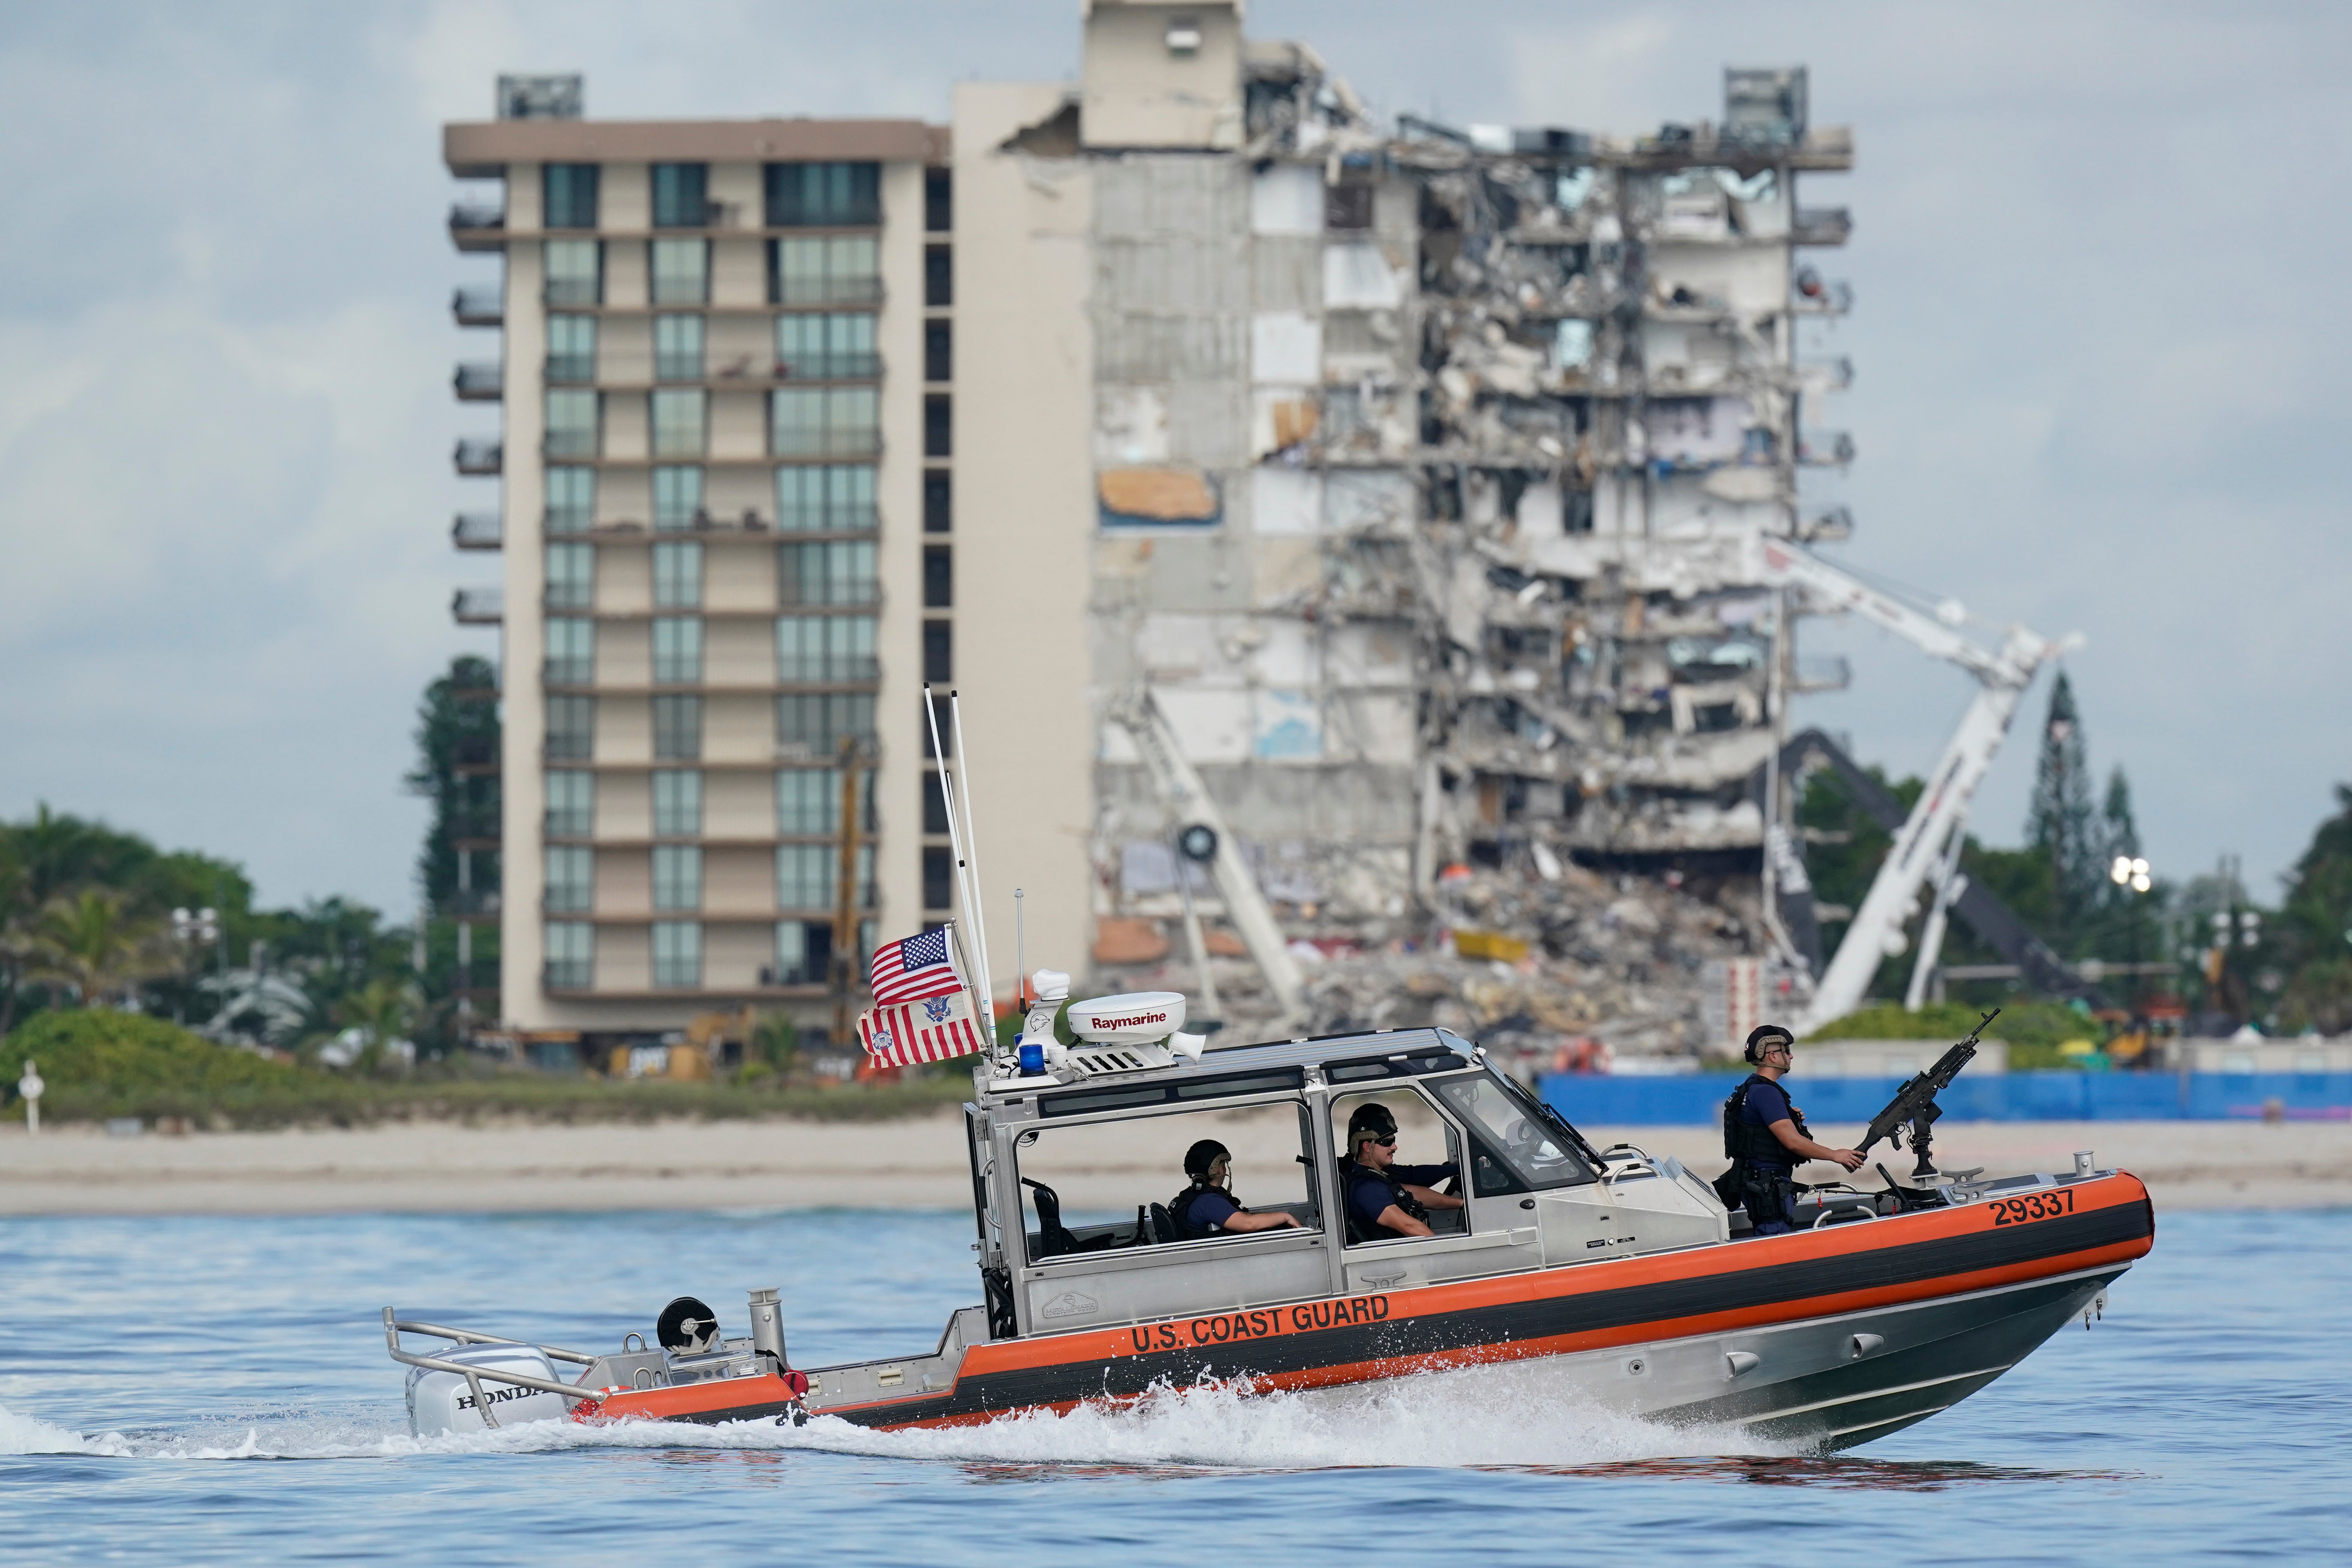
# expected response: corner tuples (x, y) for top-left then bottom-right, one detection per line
(868, 927), (963, 1007)
(858, 987), (989, 1066)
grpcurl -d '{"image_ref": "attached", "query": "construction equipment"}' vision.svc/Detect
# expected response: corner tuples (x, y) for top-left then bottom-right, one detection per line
(1738, 534), (2078, 1032)
(1106, 687), (1306, 1027)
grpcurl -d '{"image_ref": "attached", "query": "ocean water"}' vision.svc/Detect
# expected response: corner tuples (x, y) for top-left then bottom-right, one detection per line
(1, 1205), (2345, 1565)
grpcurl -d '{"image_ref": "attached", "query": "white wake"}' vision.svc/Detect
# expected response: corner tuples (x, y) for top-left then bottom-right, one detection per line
(0, 1358), (1785, 1469)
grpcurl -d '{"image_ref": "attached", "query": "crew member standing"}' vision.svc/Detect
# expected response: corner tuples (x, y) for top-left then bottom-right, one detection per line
(1720, 1025), (1864, 1234)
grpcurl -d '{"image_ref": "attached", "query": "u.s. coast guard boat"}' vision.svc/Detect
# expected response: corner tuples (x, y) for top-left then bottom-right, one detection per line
(386, 993), (2152, 1452)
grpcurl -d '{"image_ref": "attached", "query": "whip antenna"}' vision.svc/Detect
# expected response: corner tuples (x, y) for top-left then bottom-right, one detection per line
(947, 691), (993, 1001)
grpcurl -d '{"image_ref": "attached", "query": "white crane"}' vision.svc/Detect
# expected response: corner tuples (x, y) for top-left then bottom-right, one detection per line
(1736, 534), (2078, 1033)
(1106, 687), (1308, 1027)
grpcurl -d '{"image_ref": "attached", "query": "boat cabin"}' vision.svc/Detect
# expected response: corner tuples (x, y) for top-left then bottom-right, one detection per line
(962, 1027), (1730, 1340)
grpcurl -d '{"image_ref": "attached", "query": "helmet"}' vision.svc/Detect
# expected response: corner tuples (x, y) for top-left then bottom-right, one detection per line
(1347, 1102), (1398, 1149)
(1744, 1024), (1795, 1065)
(1183, 1138), (1231, 1182)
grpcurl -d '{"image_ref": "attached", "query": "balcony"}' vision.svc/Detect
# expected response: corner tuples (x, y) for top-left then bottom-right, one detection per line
(543, 962), (592, 992)
(773, 352), (882, 382)
(543, 429), (599, 459)
(452, 735), (500, 773)
(1796, 431), (1857, 467)
(446, 888), (503, 917)
(448, 808), (503, 844)
(454, 438), (503, 475)
(772, 276), (884, 308)
(770, 430), (884, 461)
(450, 202), (506, 250)
(452, 286), (503, 327)
(454, 362), (503, 401)
(1792, 207), (1852, 247)
(545, 352), (596, 385)
(452, 512), (502, 550)
(543, 657), (594, 688)
(452, 587), (505, 625)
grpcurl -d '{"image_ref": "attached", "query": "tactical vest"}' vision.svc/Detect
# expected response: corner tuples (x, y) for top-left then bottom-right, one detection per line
(1722, 1073), (1809, 1169)
(1168, 1183), (1222, 1240)
(1341, 1160), (1430, 1243)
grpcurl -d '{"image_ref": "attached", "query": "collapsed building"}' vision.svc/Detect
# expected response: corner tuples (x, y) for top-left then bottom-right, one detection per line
(952, 4), (1856, 1060)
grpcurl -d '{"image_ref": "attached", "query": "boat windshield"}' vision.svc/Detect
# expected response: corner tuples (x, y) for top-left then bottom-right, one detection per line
(1434, 1071), (1599, 1191)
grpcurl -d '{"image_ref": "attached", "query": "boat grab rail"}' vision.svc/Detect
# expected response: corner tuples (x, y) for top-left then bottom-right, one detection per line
(383, 1308), (606, 1429)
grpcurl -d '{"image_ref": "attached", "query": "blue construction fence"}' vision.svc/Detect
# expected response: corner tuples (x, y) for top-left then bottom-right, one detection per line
(1540, 1071), (2352, 1125)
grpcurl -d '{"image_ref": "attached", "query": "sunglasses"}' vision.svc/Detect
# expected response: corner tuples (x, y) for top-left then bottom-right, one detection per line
(1369, 1135), (1397, 1148)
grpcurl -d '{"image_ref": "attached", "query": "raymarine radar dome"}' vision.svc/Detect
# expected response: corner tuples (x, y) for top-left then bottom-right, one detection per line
(1066, 991), (1186, 1044)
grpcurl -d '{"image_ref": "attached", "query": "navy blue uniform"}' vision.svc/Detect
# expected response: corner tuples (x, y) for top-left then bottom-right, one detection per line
(1342, 1159), (1457, 1239)
(1732, 1077), (1800, 1233)
(1171, 1186), (1242, 1238)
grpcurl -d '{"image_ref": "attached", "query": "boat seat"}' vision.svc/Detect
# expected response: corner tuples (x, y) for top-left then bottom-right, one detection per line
(1022, 1178), (1082, 1259)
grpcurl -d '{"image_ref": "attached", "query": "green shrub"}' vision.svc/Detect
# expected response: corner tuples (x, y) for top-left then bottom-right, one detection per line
(1, 1010), (299, 1120)
(1803, 999), (2096, 1069)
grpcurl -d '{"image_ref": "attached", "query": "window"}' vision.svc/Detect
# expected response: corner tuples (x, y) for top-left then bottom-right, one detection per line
(923, 770), (950, 834)
(543, 163), (600, 229)
(1324, 183), (1374, 231)
(651, 237), (709, 305)
(922, 693), (953, 759)
(544, 238), (602, 305)
(924, 845), (953, 912)
(768, 235), (880, 305)
(546, 466), (595, 534)
(653, 693), (702, 760)
(653, 844), (703, 910)
(544, 615), (594, 685)
(655, 314), (704, 382)
(777, 614), (877, 682)
(546, 695), (595, 761)
(775, 693), (875, 759)
(546, 314), (596, 383)
(545, 771), (593, 837)
(652, 920), (702, 987)
(653, 769), (703, 836)
(924, 244), (952, 307)
(653, 540), (702, 607)
(1329, 1087), (1465, 1244)
(778, 540), (877, 606)
(545, 542), (595, 610)
(923, 545), (951, 609)
(544, 844), (594, 911)
(652, 465), (703, 530)
(925, 168), (951, 233)
(1014, 1103), (1323, 1261)
(772, 920), (831, 986)
(771, 386), (880, 458)
(651, 162), (710, 228)
(1434, 1073), (1599, 1194)
(544, 920), (593, 988)
(545, 388), (599, 457)
(764, 161), (880, 227)
(650, 388), (706, 457)
(924, 319), (951, 383)
(777, 843), (873, 910)
(923, 469), (950, 533)
(923, 620), (951, 683)
(652, 616), (703, 684)
(777, 769), (842, 835)
(775, 464), (875, 531)
(775, 313), (877, 381)
(924, 393), (951, 457)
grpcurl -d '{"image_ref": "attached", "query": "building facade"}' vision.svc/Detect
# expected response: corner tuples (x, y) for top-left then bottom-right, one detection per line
(442, 1), (1853, 1042)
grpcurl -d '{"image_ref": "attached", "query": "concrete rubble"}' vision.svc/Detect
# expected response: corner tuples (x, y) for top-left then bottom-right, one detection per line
(1055, 20), (1854, 1064)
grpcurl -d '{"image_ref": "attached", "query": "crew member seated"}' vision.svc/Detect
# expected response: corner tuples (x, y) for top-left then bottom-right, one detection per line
(1721, 1024), (1866, 1235)
(1168, 1139), (1303, 1240)
(1339, 1103), (1463, 1241)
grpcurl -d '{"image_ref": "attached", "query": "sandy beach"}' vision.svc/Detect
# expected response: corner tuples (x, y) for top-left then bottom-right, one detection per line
(0, 1112), (2343, 1215)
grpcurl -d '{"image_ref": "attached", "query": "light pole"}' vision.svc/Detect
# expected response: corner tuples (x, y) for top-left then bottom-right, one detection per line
(2108, 857), (2151, 1027)
(171, 906), (220, 1027)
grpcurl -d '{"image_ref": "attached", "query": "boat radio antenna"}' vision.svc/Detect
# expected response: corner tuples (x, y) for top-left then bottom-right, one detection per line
(923, 686), (993, 1032)
(947, 690), (993, 1002)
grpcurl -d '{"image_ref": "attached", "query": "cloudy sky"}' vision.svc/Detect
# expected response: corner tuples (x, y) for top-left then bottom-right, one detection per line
(1, 0), (2344, 916)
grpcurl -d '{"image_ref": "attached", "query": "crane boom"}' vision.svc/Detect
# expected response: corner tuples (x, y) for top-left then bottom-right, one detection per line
(1736, 533), (2073, 1031)
(1107, 688), (1308, 1025)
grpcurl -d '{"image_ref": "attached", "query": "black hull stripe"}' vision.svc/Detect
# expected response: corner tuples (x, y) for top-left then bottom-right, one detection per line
(767, 1201), (2149, 1430)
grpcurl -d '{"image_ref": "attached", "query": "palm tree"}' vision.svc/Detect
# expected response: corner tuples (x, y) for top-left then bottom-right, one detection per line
(25, 889), (174, 1009)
